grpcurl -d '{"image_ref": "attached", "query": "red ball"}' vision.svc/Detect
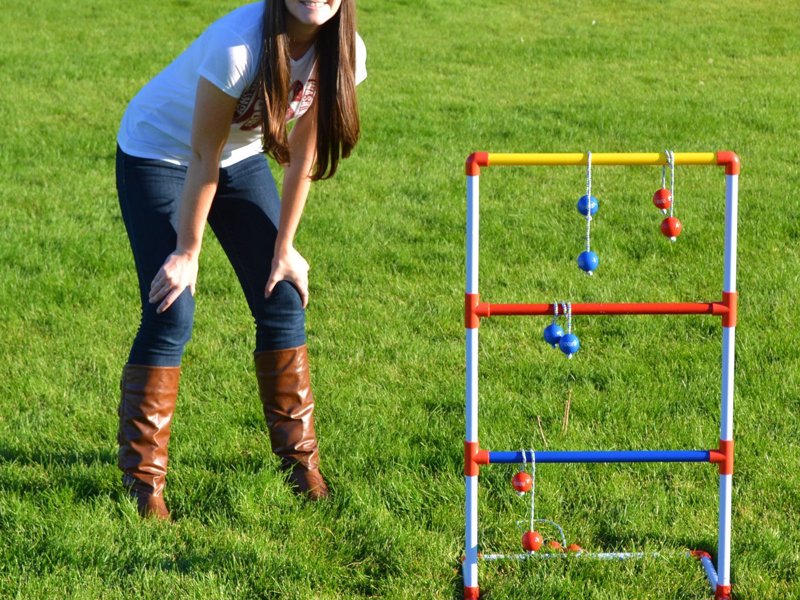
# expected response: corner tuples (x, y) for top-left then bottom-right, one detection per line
(511, 472), (533, 494)
(652, 188), (672, 211)
(661, 216), (683, 240)
(547, 540), (564, 552)
(567, 543), (583, 553)
(522, 530), (543, 552)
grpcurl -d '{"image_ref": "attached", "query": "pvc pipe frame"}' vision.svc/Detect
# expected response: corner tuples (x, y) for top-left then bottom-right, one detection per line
(463, 152), (738, 600)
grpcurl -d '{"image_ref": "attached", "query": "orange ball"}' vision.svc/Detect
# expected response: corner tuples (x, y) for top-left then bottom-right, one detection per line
(511, 472), (533, 494)
(661, 216), (683, 240)
(522, 530), (543, 552)
(567, 543), (583, 553)
(653, 188), (673, 212)
(547, 540), (564, 552)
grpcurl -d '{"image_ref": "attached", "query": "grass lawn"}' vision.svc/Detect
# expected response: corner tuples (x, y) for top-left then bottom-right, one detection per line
(1, 1), (798, 598)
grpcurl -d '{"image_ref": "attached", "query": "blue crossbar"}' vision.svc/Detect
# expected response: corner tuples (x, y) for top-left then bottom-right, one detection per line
(488, 450), (711, 464)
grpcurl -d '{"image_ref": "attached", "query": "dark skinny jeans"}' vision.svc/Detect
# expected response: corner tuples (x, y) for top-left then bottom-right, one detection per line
(116, 146), (305, 367)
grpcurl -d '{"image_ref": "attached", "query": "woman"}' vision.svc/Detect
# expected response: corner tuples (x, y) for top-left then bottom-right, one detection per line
(115, 0), (366, 518)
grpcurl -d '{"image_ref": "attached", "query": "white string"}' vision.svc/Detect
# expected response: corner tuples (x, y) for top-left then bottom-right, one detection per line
(551, 301), (559, 325)
(528, 448), (536, 530)
(667, 150), (676, 218)
(584, 151), (593, 252)
(513, 446), (571, 550)
(533, 519), (568, 549)
(566, 302), (572, 334)
(585, 151), (593, 199)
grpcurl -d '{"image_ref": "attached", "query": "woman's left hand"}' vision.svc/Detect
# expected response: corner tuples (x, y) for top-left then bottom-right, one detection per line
(265, 245), (310, 308)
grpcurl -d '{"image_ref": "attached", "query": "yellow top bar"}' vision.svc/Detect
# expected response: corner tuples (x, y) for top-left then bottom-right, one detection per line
(487, 152), (718, 167)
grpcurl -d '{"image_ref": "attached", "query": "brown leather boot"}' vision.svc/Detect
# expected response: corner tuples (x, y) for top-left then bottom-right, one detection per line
(254, 346), (329, 500)
(117, 364), (180, 519)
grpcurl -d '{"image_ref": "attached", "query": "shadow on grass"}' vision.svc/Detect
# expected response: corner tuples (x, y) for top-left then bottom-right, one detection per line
(0, 443), (117, 501)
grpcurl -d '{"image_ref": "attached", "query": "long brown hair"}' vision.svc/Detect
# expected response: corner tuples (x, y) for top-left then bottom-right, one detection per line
(256, 0), (360, 181)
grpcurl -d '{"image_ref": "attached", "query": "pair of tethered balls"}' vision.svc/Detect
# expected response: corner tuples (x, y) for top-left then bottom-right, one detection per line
(511, 471), (584, 553)
(545, 185), (682, 359)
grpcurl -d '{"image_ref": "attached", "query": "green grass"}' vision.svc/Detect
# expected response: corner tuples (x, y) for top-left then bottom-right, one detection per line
(1, 0), (799, 598)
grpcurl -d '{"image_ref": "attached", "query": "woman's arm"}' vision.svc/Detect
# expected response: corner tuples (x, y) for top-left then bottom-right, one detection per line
(149, 77), (238, 314)
(265, 105), (317, 308)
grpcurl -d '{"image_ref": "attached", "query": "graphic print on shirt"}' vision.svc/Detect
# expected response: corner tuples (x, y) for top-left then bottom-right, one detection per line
(232, 80), (261, 131)
(233, 78), (318, 130)
(286, 78), (317, 121)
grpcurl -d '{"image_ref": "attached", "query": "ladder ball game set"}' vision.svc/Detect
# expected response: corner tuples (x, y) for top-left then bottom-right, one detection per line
(461, 151), (741, 599)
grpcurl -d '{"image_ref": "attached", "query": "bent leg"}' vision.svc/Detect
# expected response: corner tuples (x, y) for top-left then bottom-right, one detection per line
(207, 154), (305, 351)
(115, 147), (192, 516)
(209, 155), (327, 499)
(116, 148), (195, 366)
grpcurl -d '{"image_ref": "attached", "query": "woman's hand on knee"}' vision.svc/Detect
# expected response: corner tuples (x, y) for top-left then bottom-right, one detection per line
(149, 252), (199, 314)
(265, 246), (309, 308)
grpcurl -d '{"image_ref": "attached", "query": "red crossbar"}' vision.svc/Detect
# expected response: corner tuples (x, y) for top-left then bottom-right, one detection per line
(475, 301), (729, 318)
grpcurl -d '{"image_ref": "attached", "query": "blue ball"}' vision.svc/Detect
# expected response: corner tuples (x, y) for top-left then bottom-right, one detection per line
(543, 323), (565, 348)
(559, 333), (580, 358)
(577, 195), (599, 217)
(577, 251), (599, 274)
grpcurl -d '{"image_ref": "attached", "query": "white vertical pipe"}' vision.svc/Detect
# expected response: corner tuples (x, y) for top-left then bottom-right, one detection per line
(720, 172), (738, 442)
(464, 173), (481, 592)
(466, 175), (480, 294)
(466, 329), (479, 442)
(723, 175), (739, 293)
(465, 173), (480, 444)
(717, 474), (733, 587)
(720, 327), (735, 441)
(717, 172), (738, 593)
(718, 329), (735, 592)
(463, 475), (479, 588)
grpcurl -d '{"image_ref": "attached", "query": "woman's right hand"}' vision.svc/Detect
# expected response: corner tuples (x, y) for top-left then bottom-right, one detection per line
(148, 251), (198, 314)
(265, 245), (310, 309)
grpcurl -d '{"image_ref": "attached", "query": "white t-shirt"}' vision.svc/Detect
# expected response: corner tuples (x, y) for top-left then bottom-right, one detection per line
(118, 2), (367, 167)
